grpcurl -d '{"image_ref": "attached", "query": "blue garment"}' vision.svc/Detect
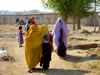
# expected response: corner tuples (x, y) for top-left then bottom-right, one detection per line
(43, 39), (50, 43)
(46, 34), (50, 38)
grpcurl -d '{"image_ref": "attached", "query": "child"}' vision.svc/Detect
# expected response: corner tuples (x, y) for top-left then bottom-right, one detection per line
(40, 33), (52, 70)
(18, 26), (23, 47)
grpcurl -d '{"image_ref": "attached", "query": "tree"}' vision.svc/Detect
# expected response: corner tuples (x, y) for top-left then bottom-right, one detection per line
(28, 9), (41, 14)
(70, 0), (92, 30)
(41, 0), (92, 30)
(16, 12), (23, 15)
(41, 0), (75, 23)
(91, 0), (100, 32)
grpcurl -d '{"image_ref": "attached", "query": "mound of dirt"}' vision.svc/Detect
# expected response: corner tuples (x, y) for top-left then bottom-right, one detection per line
(70, 38), (87, 41)
(17, 20), (26, 25)
(0, 55), (16, 62)
(68, 43), (98, 50)
(86, 48), (100, 56)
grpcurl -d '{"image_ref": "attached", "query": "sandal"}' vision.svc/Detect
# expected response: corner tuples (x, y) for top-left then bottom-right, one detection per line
(28, 69), (33, 73)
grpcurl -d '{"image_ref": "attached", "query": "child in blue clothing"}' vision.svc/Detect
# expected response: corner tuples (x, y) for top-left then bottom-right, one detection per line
(40, 34), (52, 70)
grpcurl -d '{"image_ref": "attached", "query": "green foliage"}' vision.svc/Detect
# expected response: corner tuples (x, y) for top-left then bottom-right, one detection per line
(91, 0), (100, 12)
(28, 9), (41, 14)
(16, 12), (23, 15)
(72, 0), (92, 18)
(41, 0), (92, 18)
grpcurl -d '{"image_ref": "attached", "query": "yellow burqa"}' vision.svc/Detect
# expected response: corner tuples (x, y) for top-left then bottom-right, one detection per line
(25, 25), (49, 69)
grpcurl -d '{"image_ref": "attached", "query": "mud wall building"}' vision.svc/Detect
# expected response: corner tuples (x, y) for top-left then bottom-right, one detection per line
(0, 13), (99, 26)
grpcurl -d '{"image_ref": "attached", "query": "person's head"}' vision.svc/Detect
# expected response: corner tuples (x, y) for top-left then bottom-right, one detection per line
(44, 34), (50, 40)
(19, 26), (22, 30)
(31, 17), (34, 20)
(58, 18), (63, 24)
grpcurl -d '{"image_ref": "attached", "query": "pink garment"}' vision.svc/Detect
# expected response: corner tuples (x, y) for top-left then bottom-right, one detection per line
(52, 18), (69, 53)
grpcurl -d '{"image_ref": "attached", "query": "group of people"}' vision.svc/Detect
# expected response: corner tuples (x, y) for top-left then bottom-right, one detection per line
(18, 17), (36, 47)
(18, 17), (69, 73)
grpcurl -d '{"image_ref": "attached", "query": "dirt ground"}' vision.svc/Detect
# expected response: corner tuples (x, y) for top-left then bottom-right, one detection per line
(0, 24), (100, 75)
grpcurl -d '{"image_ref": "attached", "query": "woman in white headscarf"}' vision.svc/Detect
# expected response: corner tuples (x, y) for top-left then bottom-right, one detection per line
(52, 18), (69, 57)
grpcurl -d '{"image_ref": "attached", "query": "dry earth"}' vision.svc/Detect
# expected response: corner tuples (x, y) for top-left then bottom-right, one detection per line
(0, 24), (100, 75)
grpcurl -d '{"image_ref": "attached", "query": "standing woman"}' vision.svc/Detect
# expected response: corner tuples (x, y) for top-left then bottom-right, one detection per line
(52, 18), (69, 57)
(25, 24), (49, 73)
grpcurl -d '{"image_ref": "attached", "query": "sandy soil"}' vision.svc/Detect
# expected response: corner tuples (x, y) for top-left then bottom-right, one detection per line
(0, 25), (100, 75)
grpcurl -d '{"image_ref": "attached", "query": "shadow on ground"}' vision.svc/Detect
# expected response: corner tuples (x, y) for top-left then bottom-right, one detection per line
(31, 68), (90, 75)
(61, 54), (100, 63)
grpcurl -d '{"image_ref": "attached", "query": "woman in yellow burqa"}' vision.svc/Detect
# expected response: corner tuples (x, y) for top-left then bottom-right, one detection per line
(25, 24), (49, 73)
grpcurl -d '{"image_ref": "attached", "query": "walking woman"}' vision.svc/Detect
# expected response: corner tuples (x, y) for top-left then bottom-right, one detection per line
(52, 18), (69, 57)
(25, 24), (49, 73)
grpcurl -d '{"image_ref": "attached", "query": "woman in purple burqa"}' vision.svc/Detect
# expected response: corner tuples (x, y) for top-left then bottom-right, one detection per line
(18, 26), (23, 47)
(52, 18), (69, 57)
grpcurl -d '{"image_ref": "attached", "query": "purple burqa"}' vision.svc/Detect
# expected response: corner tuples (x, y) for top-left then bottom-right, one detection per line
(52, 18), (69, 54)
(18, 30), (23, 44)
